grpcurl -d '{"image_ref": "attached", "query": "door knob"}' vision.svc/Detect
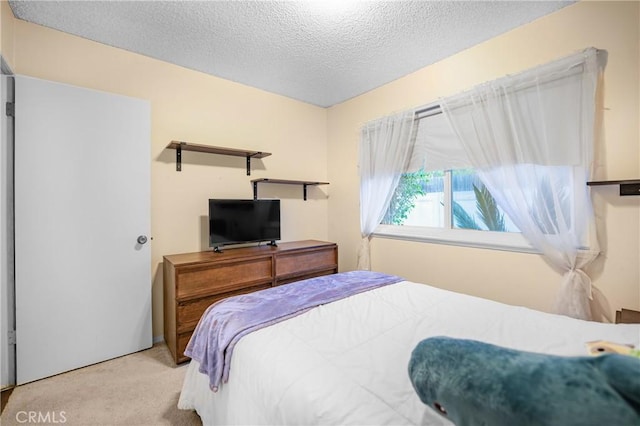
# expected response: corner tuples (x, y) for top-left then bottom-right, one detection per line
(137, 235), (148, 245)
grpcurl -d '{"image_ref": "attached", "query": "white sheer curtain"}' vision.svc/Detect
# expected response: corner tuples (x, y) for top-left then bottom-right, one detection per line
(357, 110), (416, 270)
(441, 48), (608, 321)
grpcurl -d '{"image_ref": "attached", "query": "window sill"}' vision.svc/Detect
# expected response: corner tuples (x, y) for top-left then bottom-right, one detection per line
(373, 225), (540, 254)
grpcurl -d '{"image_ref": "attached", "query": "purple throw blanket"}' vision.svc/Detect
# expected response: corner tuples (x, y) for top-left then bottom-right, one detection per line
(185, 270), (404, 391)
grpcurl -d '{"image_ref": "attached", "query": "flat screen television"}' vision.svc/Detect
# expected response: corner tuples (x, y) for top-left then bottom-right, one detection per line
(209, 199), (281, 252)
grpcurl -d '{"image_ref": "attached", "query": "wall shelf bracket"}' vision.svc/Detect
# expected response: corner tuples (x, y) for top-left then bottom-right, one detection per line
(176, 142), (184, 171)
(245, 152), (264, 176)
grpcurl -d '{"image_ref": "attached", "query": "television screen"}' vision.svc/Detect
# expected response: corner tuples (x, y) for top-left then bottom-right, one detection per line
(209, 199), (281, 250)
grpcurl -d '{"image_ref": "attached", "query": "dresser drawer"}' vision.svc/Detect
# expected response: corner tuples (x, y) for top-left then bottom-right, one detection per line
(276, 269), (335, 286)
(177, 283), (271, 333)
(276, 247), (337, 278)
(176, 257), (273, 300)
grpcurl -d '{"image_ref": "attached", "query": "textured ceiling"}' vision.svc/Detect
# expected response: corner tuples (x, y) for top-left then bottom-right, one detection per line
(8, 1), (574, 107)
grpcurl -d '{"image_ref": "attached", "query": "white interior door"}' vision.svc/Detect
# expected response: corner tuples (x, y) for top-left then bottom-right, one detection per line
(14, 75), (151, 384)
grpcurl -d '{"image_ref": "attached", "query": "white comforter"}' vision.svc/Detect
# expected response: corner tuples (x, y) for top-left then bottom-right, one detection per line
(178, 280), (640, 425)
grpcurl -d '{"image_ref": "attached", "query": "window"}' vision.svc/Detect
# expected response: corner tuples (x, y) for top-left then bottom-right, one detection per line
(384, 168), (520, 231)
(375, 109), (536, 253)
(378, 168), (535, 252)
(365, 49), (599, 257)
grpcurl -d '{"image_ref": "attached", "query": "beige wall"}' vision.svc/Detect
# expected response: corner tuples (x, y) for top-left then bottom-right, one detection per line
(10, 17), (329, 339)
(0, 0), (15, 68)
(327, 1), (640, 315)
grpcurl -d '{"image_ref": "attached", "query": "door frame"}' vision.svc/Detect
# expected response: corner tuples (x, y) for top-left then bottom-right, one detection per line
(1, 66), (15, 390)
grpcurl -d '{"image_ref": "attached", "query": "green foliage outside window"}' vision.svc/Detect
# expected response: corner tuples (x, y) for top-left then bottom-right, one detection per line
(384, 169), (428, 225)
(453, 184), (507, 232)
(383, 168), (512, 232)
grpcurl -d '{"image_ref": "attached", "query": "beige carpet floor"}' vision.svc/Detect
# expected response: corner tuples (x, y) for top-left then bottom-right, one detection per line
(0, 343), (201, 426)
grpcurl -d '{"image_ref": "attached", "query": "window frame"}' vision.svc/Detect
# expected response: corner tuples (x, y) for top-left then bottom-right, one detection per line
(375, 169), (539, 254)
(373, 223), (538, 253)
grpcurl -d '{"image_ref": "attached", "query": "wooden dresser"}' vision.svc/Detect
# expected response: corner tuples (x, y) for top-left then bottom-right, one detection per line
(163, 240), (338, 363)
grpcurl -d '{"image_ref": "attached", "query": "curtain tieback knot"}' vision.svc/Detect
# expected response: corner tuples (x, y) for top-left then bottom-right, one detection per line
(568, 268), (593, 300)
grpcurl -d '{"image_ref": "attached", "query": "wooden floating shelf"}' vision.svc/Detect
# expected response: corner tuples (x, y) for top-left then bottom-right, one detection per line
(251, 178), (329, 201)
(587, 179), (640, 196)
(166, 141), (271, 174)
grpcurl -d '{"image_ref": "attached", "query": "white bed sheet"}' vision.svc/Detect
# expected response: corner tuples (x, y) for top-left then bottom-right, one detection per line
(178, 280), (640, 425)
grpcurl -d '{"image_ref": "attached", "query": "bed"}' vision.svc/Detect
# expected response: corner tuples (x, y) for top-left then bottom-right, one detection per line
(178, 271), (640, 425)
